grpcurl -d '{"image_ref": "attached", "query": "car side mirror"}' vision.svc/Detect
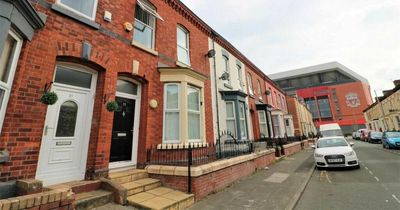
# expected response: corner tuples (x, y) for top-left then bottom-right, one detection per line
(350, 142), (354, 147)
(311, 145), (316, 149)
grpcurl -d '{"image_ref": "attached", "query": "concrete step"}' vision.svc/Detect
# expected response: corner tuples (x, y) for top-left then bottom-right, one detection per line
(75, 190), (114, 210)
(108, 169), (148, 184)
(121, 178), (161, 196)
(127, 187), (194, 210)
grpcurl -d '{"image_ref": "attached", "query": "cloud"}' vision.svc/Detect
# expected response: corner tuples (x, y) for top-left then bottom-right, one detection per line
(181, 0), (400, 96)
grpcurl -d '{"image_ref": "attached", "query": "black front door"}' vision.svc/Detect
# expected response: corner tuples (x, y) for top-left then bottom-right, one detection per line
(110, 97), (135, 162)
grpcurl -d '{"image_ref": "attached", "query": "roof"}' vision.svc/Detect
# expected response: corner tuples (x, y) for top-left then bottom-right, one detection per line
(268, 62), (369, 84)
(363, 82), (400, 113)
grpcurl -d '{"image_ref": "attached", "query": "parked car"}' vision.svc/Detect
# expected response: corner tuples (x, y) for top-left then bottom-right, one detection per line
(360, 129), (370, 141)
(368, 131), (383, 143)
(354, 129), (363, 140)
(352, 132), (358, 139)
(319, 123), (343, 138)
(382, 131), (400, 149)
(312, 136), (359, 169)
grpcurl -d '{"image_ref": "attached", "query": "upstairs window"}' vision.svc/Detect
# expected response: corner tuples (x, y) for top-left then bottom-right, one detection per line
(134, 0), (163, 49)
(237, 64), (244, 89)
(223, 55), (230, 85)
(257, 80), (262, 100)
(177, 26), (190, 65)
(58, 0), (98, 20)
(247, 73), (254, 95)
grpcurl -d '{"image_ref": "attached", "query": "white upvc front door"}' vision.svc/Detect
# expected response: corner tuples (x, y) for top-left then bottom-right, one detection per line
(36, 64), (97, 185)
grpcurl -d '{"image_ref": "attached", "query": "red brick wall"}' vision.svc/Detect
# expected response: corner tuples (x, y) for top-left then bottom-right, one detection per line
(0, 0), (212, 181)
(283, 142), (302, 156)
(149, 151), (276, 200)
(286, 97), (301, 136)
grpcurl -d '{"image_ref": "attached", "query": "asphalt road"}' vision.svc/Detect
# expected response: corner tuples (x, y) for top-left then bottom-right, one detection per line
(295, 139), (400, 210)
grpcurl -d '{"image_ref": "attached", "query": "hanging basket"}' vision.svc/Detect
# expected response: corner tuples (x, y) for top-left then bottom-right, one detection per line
(106, 101), (118, 112)
(40, 91), (58, 105)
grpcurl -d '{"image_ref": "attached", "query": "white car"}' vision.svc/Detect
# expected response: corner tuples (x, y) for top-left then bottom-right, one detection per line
(312, 137), (360, 169)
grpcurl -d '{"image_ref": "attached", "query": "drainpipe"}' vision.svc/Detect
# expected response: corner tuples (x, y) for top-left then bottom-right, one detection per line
(211, 35), (220, 142)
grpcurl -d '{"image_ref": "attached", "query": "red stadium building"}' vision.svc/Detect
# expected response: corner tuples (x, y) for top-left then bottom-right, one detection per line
(270, 62), (373, 135)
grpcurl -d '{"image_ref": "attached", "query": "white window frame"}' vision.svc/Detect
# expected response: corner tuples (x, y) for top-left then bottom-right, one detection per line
(177, 26), (191, 66)
(258, 110), (268, 137)
(267, 88), (272, 104)
(187, 85), (201, 142)
(239, 102), (247, 139)
(136, 0), (164, 21)
(247, 73), (254, 95)
(133, 0), (157, 50)
(163, 83), (181, 143)
(257, 80), (262, 100)
(237, 64), (244, 90)
(0, 30), (23, 134)
(223, 55), (230, 85)
(225, 101), (237, 137)
(56, 0), (99, 20)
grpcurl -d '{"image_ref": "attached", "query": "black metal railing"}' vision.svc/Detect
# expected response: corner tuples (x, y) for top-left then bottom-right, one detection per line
(146, 134), (311, 193)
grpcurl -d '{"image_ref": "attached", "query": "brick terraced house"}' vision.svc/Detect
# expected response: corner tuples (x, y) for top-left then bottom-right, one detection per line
(0, 0), (295, 205)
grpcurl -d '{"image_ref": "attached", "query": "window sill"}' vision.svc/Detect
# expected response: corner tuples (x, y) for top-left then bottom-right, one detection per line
(176, 60), (191, 68)
(157, 142), (208, 150)
(131, 40), (159, 56)
(51, 4), (100, 29)
(249, 94), (255, 99)
(224, 83), (233, 89)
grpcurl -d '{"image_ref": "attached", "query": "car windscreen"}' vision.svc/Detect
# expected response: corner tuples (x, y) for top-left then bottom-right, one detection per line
(370, 132), (383, 138)
(320, 129), (343, 137)
(317, 138), (348, 148)
(386, 132), (400, 138)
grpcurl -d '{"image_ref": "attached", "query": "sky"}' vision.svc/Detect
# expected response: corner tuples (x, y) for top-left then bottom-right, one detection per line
(180, 0), (400, 97)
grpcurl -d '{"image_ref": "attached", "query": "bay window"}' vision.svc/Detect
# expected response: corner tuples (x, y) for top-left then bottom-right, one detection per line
(163, 84), (180, 142)
(239, 102), (247, 139)
(188, 86), (200, 141)
(258, 111), (269, 137)
(160, 67), (207, 145)
(226, 101), (237, 137)
(0, 31), (22, 133)
(177, 26), (190, 65)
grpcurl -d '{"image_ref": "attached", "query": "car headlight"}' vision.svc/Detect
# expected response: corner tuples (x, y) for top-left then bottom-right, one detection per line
(314, 153), (324, 157)
(344, 151), (354, 156)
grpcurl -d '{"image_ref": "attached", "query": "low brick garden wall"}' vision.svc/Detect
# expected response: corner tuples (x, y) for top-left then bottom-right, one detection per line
(0, 188), (74, 210)
(146, 149), (276, 200)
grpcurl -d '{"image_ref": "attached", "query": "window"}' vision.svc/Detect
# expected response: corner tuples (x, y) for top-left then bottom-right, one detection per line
(237, 64), (243, 89)
(58, 0), (98, 19)
(54, 66), (92, 88)
(177, 26), (190, 65)
(247, 73), (254, 95)
(281, 96), (286, 111)
(277, 94), (281, 108)
(317, 97), (332, 118)
(258, 111), (269, 137)
(163, 84), (180, 142)
(272, 115), (281, 137)
(226, 101), (237, 137)
(55, 101), (78, 137)
(239, 102), (247, 139)
(134, 0), (162, 49)
(396, 116), (400, 129)
(117, 80), (138, 95)
(304, 98), (319, 119)
(267, 88), (272, 104)
(0, 31), (22, 133)
(257, 80), (262, 100)
(188, 86), (201, 141)
(223, 56), (230, 85)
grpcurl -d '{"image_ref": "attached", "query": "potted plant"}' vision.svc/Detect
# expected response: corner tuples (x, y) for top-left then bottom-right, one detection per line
(40, 91), (58, 105)
(106, 101), (118, 112)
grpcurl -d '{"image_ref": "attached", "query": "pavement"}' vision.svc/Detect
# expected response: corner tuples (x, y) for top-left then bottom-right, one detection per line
(295, 140), (400, 210)
(189, 148), (315, 210)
